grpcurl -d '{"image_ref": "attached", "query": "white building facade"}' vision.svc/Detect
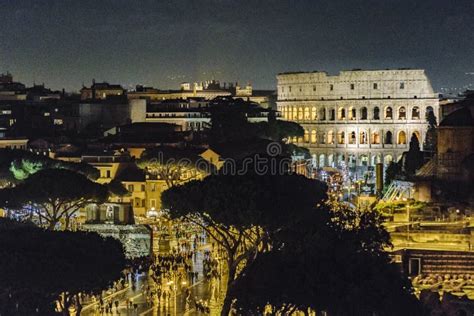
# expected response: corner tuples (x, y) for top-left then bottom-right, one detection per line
(277, 69), (439, 171)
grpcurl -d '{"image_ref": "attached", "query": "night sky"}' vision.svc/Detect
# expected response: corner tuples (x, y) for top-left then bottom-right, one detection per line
(1, 0), (473, 92)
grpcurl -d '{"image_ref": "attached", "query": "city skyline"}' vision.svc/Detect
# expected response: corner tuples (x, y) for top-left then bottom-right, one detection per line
(1, 0), (473, 92)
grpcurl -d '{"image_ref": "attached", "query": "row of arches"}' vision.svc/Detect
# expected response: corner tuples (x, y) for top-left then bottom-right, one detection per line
(281, 105), (434, 122)
(312, 153), (400, 169)
(294, 130), (420, 146)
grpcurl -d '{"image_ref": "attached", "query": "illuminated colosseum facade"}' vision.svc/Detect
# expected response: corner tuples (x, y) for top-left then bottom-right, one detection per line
(277, 69), (439, 172)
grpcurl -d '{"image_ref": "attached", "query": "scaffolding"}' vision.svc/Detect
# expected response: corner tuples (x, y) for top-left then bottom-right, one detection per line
(382, 180), (415, 202)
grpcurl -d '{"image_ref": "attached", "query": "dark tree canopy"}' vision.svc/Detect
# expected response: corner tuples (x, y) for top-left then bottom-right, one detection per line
(162, 173), (327, 229)
(0, 148), (99, 187)
(162, 173), (328, 316)
(107, 179), (130, 197)
(0, 168), (108, 229)
(385, 161), (402, 187)
(423, 110), (438, 153)
(230, 207), (420, 316)
(262, 117), (305, 141)
(404, 133), (425, 176)
(0, 218), (126, 315)
(208, 99), (264, 145)
(206, 99), (306, 158)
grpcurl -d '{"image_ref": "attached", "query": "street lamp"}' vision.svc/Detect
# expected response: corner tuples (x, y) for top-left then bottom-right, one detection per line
(403, 198), (410, 248)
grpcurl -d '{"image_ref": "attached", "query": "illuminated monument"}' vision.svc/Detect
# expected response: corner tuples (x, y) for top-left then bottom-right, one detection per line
(277, 69), (439, 173)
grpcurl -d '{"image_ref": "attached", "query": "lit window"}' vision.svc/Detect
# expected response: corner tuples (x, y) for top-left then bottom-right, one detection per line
(53, 119), (63, 125)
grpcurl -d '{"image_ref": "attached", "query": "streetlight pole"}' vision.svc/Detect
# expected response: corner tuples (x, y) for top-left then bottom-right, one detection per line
(405, 200), (410, 248)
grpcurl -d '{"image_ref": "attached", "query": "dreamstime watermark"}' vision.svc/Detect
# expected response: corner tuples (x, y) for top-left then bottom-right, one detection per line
(148, 142), (294, 177)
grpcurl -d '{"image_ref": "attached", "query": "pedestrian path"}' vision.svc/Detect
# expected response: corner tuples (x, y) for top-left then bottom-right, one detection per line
(81, 232), (224, 316)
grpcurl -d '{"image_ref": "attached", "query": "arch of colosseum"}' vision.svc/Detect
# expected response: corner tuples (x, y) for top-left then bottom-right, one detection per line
(277, 69), (439, 172)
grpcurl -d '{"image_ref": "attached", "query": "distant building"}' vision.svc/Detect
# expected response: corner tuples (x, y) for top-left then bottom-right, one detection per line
(80, 80), (126, 100)
(415, 98), (474, 203)
(0, 137), (28, 150)
(25, 84), (62, 102)
(277, 69), (440, 173)
(439, 90), (474, 120)
(128, 80), (275, 108)
(0, 73), (27, 101)
(0, 97), (145, 139)
(144, 97), (271, 131)
(80, 148), (202, 217)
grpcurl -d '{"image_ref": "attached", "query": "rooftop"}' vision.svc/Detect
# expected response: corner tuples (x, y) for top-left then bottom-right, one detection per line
(278, 68), (423, 76)
(439, 106), (474, 127)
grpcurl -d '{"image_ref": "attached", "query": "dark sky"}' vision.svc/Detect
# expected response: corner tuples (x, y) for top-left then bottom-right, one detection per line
(1, 0), (473, 92)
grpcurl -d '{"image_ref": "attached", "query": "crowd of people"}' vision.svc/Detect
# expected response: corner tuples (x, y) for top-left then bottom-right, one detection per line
(51, 222), (224, 315)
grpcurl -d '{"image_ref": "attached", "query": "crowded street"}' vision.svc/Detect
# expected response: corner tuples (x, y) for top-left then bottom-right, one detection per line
(79, 222), (227, 315)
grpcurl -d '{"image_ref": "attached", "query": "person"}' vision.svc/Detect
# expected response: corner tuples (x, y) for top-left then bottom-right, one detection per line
(114, 300), (119, 311)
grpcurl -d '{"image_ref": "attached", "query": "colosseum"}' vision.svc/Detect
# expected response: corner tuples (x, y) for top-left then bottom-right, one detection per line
(276, 69), (439, 173)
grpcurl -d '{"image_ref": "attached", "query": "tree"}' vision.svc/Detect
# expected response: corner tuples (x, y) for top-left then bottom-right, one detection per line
(423, 110), (437, 153)
(404, 133), (425, 176)
(137, 147), (210, 187)
(262, 111), (304, 142)
(230, 206), (421, 315)
(207, 97), (264, 145)
(0, 169), (108, 230)
(0, 148), (99, 188)
(162, 173), (327, 316)
(0, 218), (126, 315)
(385, 161), (402, 187)
(107, 179), (130, 197)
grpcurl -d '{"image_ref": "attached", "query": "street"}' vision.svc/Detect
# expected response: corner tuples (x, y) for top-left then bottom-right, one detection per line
(81, 228), (226, 316)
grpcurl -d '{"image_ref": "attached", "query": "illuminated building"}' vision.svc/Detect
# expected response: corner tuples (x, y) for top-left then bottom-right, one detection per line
(128, 80), (274, 108)
(144, 97), (272, 131)
(0, 72), (27, 101)
(0, 137), (28, 150)
(80, 79), (126, 100)
(277, 69), (439, 172)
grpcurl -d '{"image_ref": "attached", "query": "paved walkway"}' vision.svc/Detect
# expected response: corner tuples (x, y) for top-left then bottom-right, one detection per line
(81, 235), (225, 316)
